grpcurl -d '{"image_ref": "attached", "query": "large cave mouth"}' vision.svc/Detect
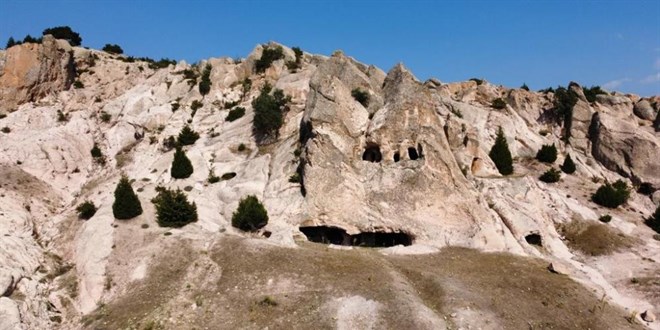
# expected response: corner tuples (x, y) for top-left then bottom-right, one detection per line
(525, 233), (542, 246)
(299, 226), (350, 245)
(362, 144), (382, 163)
(299, 226), (413, 247)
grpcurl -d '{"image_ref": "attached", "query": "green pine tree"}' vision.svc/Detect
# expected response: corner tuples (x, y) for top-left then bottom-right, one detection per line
(232, 195), (268, 231)
(177, 125), (199, 146)
(152, 187), (198, 228)
(112, 176), (143, 220)
(199, 64), (212, 96)
(536, 143), (557, 163)
(560, 154), (576, 174)
(171, 147), (193, 179)
(489, 126), (514, 175)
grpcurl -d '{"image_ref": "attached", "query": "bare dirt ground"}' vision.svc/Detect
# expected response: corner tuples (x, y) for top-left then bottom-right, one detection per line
(81, 236), (644, 330)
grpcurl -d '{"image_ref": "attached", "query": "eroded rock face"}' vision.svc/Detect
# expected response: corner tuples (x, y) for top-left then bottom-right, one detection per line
(591, 112), (660, 188)
(0, 35), (75, 113)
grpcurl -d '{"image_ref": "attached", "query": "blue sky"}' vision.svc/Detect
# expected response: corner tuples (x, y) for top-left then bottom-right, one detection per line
(1, 0), (659, 96)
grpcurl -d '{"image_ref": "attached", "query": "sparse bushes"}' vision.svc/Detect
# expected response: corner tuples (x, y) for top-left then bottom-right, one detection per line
(592, 180), (630, 208)
(1, 127), (10, 133)
(489, 126), (514, 175)
(599, 214), (612, 223)
(199, 64), (212, 96)
(645, 205), (660, 234)
(73, 80), (84, 89)
(491, 98), (507, 110)
(171, 147), (193, 179)
(112, 176), (143, 220)
(351, 88), (370, 107)
(232, 195), (268, 231)
(289, 173), (301, 183)
(102, 44), (123, 54)
(561, 154), (576, 174)
(99, 111), (111, 123)
(286, 46), (303, 71)
(177, 125), (199, 146)
(190, 100), (203, 117)
(42, 26), (82, 46)
(469, 78), (484, 85)
(252, 83), (290, 143)
(582, 85), (606, 103)
(76, 201), (97, 220)
(536, 144), (557, 163)
(151, 187), (198, 228)
(539, 168), (561, 183)
(171, 102), (180, 112)
(207, 169), (220, 184)
(90, 143), (106, 165)
(238, 143), (246, 152)
(57, 110), (69, 122)
(226, 107), (246, 122)
(255, 46), (284, 73)
(520, 83), (529, 91)
(22, 35), (42, 44)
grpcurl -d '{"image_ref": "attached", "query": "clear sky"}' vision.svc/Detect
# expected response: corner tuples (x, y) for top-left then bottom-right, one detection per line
(1, 0), (659, 96)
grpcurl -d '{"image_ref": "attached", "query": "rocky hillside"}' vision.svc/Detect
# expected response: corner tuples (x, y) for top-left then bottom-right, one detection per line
(0, 35), (659, 329)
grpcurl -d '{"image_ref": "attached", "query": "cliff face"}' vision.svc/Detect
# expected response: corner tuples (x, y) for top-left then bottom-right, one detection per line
(0, 35), (75, 112)
(0, 40), (658, 329)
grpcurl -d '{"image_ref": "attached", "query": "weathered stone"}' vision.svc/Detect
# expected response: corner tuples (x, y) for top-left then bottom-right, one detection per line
(633, 100), (655, 120)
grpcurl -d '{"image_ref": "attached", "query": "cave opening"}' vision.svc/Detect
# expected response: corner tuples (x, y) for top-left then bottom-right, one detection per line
(362, 144), (382, 163)
(525, 233), (542, 246)
(393, 152), (400, 162)
(299, 226), (413, 247)
(408, 147), (419, 160)
(417, 143), (424, 158)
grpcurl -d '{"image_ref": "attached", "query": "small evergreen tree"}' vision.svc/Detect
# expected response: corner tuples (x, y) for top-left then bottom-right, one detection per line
(539, 168), (561, 183)
(207, 169), (220, 184)
(582, 85), (606, 103)
(171, 147), (193, 179)
(536, 144), (557, 163)
(489, 126), (514, 175)
(42, 26), (82, 46)
(76, 200), (97, 220)
(553, 86), (578, 142)
(102, 44), (123, 54)
(112, 176), (143, 220)
(177, 125), (199, 146)
(351, 88), (370, 107)
(90, 143), (106, 165)
(6, 37), (17, 49)
(592, 180), (630, 208)
(255, 46), (284, 73)
(645, 204), (660, 234)
(226, 107), (246, 122)
(151, 187), (198, 228)
(232, 195), (268, 231)
(520, 83), (529, 91)
(560, 154), (576, 174)
(199, 64), (212, 96)
(252, 83), (289, 143)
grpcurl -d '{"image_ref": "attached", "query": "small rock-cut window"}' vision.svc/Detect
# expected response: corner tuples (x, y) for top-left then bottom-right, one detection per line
(362, 145), (382, 163)
(525, 233), (542, 246)
(408, 147), (419, 160)
(393, 152), (400, 162)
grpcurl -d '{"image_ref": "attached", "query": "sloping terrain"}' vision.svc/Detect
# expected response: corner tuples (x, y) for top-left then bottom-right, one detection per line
(0, 36), (658, 329)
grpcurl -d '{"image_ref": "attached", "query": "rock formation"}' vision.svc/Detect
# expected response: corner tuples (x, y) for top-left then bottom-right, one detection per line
(0, 39), (658, 329)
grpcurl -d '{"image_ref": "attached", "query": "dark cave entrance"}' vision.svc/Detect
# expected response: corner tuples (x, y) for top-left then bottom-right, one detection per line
(362, 144), (382, 163)
(299, 226), (350, 245)
(408, 147), (419, 160)
(393, 152), (400, 162)
(525, 233), (542, 246)
(300, 226), (413, 247)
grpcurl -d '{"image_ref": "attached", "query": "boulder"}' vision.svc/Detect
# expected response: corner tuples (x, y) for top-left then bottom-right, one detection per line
(547, 262), (570, 275)
(633, 100), (655, 120)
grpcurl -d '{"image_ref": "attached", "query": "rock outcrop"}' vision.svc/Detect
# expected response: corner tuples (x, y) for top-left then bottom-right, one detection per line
(0, 41), (658, 329)
(0, 35), (75, 113)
